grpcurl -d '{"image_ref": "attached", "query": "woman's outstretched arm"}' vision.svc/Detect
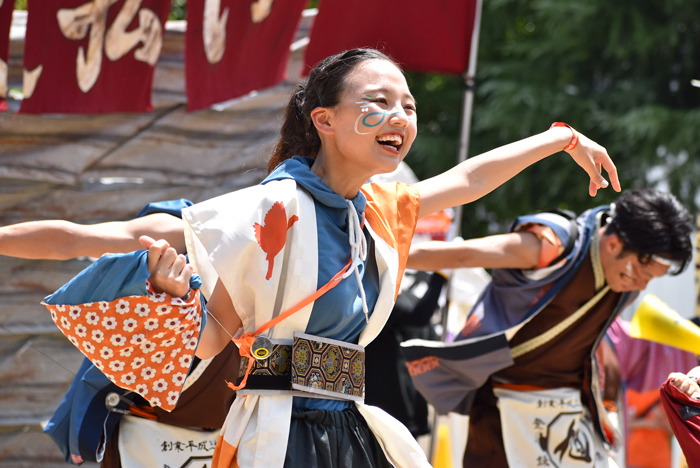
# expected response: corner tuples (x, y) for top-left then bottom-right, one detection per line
(0, 213), (186, 260)
(415, 125), (620, 219)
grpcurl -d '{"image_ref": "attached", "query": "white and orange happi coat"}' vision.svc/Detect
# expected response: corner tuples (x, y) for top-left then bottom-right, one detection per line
(182, 178), (430, 468)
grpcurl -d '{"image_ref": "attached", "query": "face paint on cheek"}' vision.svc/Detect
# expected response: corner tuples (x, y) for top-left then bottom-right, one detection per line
(626, 261), (633, 277)
(354, 101), (388, 135)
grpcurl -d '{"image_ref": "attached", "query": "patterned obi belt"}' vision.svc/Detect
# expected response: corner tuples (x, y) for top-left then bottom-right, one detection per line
(236, 332), (365, 402)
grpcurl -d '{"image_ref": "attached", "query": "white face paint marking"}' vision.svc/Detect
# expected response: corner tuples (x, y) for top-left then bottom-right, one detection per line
(626, 261), (633, 277)
(354, 101), (372, 135)
(354, 114), (372, 135)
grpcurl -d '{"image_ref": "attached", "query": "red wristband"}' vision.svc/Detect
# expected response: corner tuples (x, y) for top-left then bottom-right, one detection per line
(550, 122), (579, 151)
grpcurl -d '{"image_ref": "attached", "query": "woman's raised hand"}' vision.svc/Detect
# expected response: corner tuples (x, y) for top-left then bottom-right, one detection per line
(139, 235), (192, 298)
(566, 131), (621, 197)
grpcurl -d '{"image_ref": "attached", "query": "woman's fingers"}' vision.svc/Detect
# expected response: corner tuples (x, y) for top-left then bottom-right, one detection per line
(599, 154), (621, 192)
(169, 256), (192, 297)
(152, 247), (178, 280)
(178, 263), (194, 283)
(589, 178), (598, 197)
(169, 254), (189, 280)
(138, 235), (156, 249)
(151, 250), (191, 297)
(145, 239), (171, 274)
(142, 239), (191, 297)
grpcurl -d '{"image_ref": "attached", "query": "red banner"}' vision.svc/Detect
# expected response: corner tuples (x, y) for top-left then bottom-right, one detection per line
(185, 0), (307, 112)
(304, 0), (477, 75)
(20, 0), (170, 114)
(0, 0), (13, 111)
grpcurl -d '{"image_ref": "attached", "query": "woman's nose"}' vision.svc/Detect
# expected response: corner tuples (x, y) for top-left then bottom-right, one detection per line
(389, 109), (410, 127)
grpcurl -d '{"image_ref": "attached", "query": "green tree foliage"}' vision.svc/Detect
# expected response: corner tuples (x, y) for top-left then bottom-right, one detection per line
(170, 0), (186, 21)
(407, 0), (700, 237)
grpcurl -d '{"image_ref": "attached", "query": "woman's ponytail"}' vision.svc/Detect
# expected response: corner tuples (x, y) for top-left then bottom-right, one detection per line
(268, 83), (321, 173)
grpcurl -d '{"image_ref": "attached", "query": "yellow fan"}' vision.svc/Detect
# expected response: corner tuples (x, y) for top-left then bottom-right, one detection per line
(630, 294), (700, 355)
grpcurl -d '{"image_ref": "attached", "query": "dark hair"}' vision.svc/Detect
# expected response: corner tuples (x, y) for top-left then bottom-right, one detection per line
(604, 189), (693, 275)
(267, 48), (400, 173)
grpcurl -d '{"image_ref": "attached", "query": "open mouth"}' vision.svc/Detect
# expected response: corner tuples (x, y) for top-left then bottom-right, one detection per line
(376, 133), (403, 153)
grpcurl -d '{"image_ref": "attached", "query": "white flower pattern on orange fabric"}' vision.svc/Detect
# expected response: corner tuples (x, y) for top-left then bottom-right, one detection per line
(167, 391), (179, 405)
(69, 306), (81, 319)
(43, 284), (202, 411)
(111, 334), (126, 346)
(145, 318), (159, 330)
(110, 361), (125, 372)
(92, 330), (105, 342)
(60, 317), (71, 330)
(134, 303), (150, 317)
(116, 300), (130, 314)
(153, 378), (167, 392)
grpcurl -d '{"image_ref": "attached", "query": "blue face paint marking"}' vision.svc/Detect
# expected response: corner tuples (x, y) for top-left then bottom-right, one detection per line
(353, 100), (414, 135)
(362, 112), (386, 127)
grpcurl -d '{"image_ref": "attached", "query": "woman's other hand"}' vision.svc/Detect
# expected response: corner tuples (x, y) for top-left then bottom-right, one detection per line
(139, 235), (192, 297)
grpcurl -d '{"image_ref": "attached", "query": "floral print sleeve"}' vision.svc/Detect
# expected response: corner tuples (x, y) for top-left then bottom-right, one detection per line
(42, 281), (203, 412)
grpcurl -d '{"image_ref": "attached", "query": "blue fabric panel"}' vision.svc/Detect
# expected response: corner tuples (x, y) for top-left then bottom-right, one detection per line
(135, 199), (192, 219)
(43, 358), (123, 464)
(74, 365), (125, 461)
(45, 251), (202, 306)
(45, 252), (150, 305)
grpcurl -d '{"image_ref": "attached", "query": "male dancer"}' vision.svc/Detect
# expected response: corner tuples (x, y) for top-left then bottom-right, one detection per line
(405, 189), (693, 467)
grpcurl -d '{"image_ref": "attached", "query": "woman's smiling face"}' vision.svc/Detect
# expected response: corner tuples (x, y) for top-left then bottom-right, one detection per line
(329, 59), (418, 177)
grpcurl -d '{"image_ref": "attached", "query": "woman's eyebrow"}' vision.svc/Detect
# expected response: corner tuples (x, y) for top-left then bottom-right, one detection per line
(363, 87), (416, 103)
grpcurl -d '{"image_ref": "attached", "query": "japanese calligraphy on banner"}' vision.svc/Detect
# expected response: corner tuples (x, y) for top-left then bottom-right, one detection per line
(185, 0), (307, 112)
(20, 0), (170, 114)
(305, 0), (477, 75)
(0, 0), (13, 111)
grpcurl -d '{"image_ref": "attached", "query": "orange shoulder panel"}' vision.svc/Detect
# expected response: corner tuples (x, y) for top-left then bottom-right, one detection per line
(360, 182), (421, 299)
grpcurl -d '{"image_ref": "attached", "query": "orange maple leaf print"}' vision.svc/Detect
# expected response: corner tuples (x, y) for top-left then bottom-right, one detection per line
(254, 201), (299, 280)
